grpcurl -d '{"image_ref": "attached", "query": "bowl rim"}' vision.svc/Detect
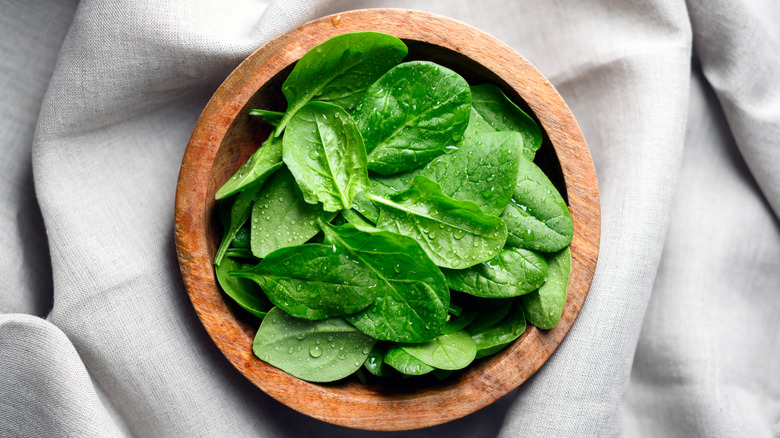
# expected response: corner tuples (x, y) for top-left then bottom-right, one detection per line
(174, 8), (600, 431)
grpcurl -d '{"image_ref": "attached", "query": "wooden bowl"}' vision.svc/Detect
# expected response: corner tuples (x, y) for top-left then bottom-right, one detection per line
(174, 8), (600, 431)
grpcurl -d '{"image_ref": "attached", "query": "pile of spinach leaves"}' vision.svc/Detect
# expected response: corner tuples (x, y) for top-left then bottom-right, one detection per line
(213, 32), (573, 383)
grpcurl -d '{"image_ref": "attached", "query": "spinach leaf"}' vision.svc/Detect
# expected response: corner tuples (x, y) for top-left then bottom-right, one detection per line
(442, 304), (479, 334)
(353, 61), (471, 174)
(465, 297), (514, 333)
(521, 247), (571, 329)
(214, 183), (262, 266)
(283, 101), (369, 212)
(399, 331), (477, 370)
(351, 170), (421, 223)
(463, 107), (495, 140)
(368, 176), (507, 269)
(249, 109), (285, 127)
(231, 244), (380, 320)
(232, 226), (250, 248)
(253, 308), (376, 382)
(215, 136), (283, 200)
(443, 247), (548, 298)
(275, 32), (408, 135)
(363, 343), (396, 377)
(384, 345), (434, 376)
(502, 154), (573, 252)
(250, 168), (333, 258)
(319, 220), (449, 343)
(469, 299), (526, 359)
(471, 84), (542, 159)
(214, 257), (272, 318)
(420, 131), (522, 216)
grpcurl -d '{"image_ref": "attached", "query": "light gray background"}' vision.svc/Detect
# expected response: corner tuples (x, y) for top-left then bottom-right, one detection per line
(1, 0), (778, 436)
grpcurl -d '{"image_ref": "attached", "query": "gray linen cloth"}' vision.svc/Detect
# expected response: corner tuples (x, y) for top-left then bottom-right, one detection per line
(1, 0), (778, 436)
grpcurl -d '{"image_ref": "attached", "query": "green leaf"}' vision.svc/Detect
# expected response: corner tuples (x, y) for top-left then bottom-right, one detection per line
(231, 244), (380, 320)
(502, 154), (573, 252)
(384, 345), (434, 376)
(250, 168), (333, 258)
(469, 299), (526, 359)
(283, 101), (369, 212)
(399, 331), (477, 370)
(420, 131), (522, 216)
(275, 32), (408, 135)
(351, 170), (421, 223)
(363, 343), (396, 377)
(215, 136), (283, 200)
(214, 184), (262, 266)
(443, 247), (548, 298)
(354, 61), (471, 174)
(253, 308), (376, 382)
(463, 106), (495, 139)
(521, 247), (571, 329)
(471, 84), (542, 159)
(465, 297), (514, 333)
(214, 257), (272, 318)
(249, 109), (285, 127)
(320, 220), (449, 343)
(368, 176), (507, 269)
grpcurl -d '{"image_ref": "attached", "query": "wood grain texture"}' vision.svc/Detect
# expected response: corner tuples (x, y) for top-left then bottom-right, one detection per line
(174, 8), (600, 431)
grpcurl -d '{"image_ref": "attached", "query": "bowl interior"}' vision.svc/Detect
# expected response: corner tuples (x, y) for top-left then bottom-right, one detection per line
(176, 8), (599, 431)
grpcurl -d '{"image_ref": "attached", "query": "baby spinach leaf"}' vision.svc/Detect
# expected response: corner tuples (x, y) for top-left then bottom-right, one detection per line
(249, 109), (285, 127)
(215, 257), (272, 318)
(469, 299), (526, 359)
(368, 176), (507, 269)
(253, 308), (376, 382)
(442, 304), (479, 334)
(250, 168), (334, 258)
(353, 61), (471, 174)
(443, 247), (548, 298)
(283, 101), (369, 212)
(521, 247), (571, 330)
(363, 343), (396, 377)
(215, 136), (283, 200)
(384, 345), (434, 376)
(471, 84), (542, 160)
(232, 226), (251, 248)
(465, 297), (514, 333)
(231, 244), (380, 320)
(399, 331), (477, 370)
(214, 183), (263, 266)
(420, 131), (522, 216)
(351, 170), (421, 223)
(319, 220), (449, 343)
(502, 154), (573, 252)
(275, 31), (408, 135)
(463, 107), (495, 140)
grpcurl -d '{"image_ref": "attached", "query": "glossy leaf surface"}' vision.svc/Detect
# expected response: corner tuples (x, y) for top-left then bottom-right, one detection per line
(521, 247), (571, 329)
(232, 244), (380, 320)
(384, 345), (434, 376)
(400, 330), (477, 370)
(250, 168), (331, 258)
(420, 131), (522, 216)
(276, 31), (408, 134)
(215, 136), (283, 200)
(320, 220), (449, 343)
(471, 84), (542, 159)
(368, 176), (507, 269)
(283, 101), (369, 212)
(354, 61), (471, 174)
(214, 257), (272, 318)
(253, 308), (376, 382)
(502, 154), (573, 252)
(444, 247), (548, 298)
